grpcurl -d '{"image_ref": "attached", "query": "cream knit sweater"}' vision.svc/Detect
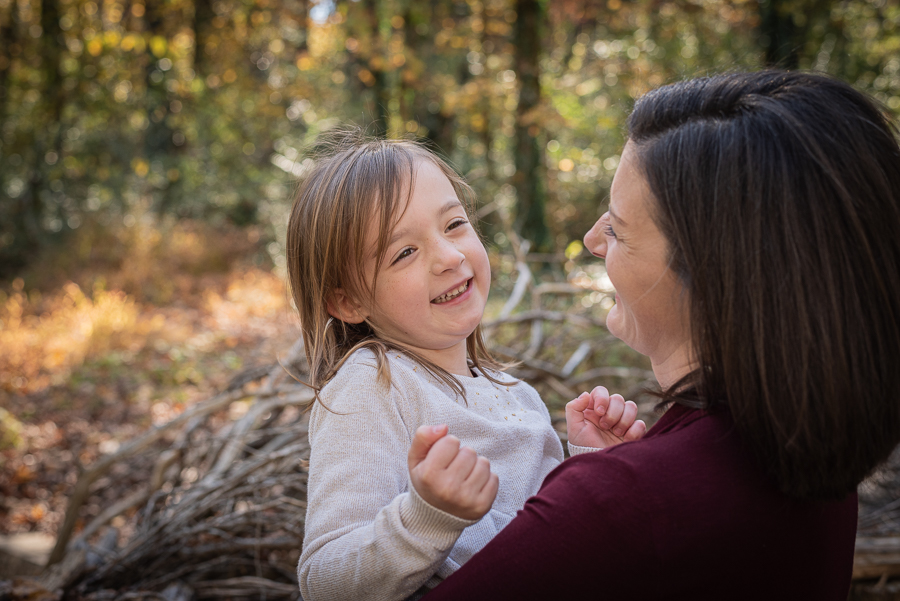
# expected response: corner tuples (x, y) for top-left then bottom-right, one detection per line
(297, 349), (565, 601)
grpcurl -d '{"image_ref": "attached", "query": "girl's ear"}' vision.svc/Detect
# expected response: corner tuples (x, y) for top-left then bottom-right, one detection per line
(326, 289), (368, 324)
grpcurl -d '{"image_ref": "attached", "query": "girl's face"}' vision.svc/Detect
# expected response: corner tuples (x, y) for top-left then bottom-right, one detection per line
(332, 160), (491, 376)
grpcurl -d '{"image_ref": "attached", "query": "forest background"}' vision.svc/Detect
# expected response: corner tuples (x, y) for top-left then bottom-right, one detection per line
(3, 0), (900, 570)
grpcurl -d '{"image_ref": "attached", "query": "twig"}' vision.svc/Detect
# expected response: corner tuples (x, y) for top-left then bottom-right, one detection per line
(498, 240), (532, 320)
(561, 342), (592, 378)
(568, 367), (656, 386)
(545, 376), (578, 400)
(483, 310), (605, 329)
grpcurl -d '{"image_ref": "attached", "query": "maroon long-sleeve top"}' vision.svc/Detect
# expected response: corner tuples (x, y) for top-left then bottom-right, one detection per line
(424, 403), (858, 600)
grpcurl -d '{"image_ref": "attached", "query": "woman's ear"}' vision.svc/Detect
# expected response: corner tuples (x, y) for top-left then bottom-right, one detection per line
(326, 289), (368, 324)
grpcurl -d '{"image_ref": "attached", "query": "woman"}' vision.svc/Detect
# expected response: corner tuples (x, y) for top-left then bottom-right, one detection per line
(422, 71), (900, 599)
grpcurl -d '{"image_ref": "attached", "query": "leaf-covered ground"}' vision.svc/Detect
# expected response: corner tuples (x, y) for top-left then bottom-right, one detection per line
(0, 220), (300, 546)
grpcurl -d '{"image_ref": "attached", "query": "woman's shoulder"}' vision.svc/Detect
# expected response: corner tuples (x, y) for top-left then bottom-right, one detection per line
(561, 407), (781, 507)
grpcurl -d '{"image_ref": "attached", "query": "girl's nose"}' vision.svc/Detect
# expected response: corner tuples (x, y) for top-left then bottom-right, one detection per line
(584, 213), (609, 259)
(432, 239), (465, 274)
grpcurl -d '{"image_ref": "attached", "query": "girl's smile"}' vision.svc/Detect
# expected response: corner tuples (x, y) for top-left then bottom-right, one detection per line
(432, 278), (472, 304)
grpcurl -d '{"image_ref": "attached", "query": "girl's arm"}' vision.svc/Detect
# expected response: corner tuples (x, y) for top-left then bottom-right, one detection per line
(298, 364), (480, 601)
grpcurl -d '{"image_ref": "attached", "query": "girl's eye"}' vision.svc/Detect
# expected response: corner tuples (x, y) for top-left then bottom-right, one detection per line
(391, 247), (414, 265)
(448, 218), (468, 231)
(603, 224), (617, 239)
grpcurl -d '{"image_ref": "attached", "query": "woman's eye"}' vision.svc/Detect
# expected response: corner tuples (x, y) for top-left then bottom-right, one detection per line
(392, 248), (414, 265)
(603, 224), (617, 239)
(448, 218), (468, 231)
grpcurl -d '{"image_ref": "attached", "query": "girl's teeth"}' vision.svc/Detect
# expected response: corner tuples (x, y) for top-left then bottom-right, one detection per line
(434, 281), (469, 304)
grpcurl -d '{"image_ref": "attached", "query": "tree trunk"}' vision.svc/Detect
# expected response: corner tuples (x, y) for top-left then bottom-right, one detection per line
(192, 0), (215, 79)
(41, 0), (64, 142)
(477, 0), (495, 182)
(295, 0), (308, 54)
(0, 3), (14, 137)
(361, 0), (388, 137)
(0, 3), (26, 278)
(759, 0), (800, 68)
(406, 0), (458, 158)
(143, 0), (177, 214)
(512, 0), (549, 250)
(21, 0), (65, 261)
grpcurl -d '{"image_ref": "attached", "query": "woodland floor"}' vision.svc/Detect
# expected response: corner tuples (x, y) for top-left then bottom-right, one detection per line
(0, 221), (302, 553)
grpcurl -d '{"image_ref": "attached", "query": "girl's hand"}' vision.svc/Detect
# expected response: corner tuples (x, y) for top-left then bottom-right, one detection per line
(407, 425), (499, 521)
(566, 386), (646, 450)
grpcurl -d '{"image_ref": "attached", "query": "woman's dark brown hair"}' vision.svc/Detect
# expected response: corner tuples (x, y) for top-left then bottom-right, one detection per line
(628, 71), (900, 499)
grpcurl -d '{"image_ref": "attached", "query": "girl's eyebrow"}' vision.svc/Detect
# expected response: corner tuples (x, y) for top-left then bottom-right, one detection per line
(387, 199), (463, 247)
(387, 228), (408, 248)
(440, 199), (463, 214)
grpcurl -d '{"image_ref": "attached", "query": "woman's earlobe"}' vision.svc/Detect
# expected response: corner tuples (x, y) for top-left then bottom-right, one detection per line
(326, 289), (367, 324)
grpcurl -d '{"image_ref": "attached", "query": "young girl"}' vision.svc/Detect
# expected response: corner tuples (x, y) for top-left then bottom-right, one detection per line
(286, 136), (645, 601)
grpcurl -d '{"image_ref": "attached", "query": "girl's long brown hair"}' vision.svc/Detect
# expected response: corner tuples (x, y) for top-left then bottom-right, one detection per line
(286, 132), (510, 408)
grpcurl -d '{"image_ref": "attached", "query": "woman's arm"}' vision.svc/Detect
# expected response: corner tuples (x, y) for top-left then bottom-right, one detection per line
(422, 453), (657, 600)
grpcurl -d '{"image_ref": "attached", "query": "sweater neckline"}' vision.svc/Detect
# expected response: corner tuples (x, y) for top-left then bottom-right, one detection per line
(645, 402), (708, 440)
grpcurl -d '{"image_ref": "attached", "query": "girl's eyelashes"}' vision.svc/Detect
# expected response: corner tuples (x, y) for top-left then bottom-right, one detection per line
(603, 224), (617, 239)
(389, 217), (467, 265)
(391, 247), (415, 265)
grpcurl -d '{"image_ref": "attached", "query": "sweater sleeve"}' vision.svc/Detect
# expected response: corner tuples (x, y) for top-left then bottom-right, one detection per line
(422, 453), (660, 600)
(298, 363), (476, 601)
(567, 441), (602, 456)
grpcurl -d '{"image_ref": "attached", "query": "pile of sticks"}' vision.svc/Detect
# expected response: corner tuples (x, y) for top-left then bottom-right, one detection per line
(36, 339), (314, 600)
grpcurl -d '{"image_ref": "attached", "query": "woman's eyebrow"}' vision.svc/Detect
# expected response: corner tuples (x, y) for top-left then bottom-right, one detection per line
(609, 207), (628, 226)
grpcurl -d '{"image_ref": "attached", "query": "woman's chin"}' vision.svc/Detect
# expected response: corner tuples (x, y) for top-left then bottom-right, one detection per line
(605, 305), (624, 340)
(605, 306), (639, 352)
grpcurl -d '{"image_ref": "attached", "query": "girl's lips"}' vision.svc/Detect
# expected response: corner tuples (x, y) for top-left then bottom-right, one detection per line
(432, 278), (473, 305)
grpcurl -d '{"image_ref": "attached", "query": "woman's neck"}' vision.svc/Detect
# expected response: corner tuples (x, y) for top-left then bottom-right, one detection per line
(650, 340), (696, 390)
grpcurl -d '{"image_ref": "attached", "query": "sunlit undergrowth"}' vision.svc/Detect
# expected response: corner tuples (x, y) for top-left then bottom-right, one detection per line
(0, 280), (151, 395)
(0, 218), (298, 539)
(0, 216), (286, 398)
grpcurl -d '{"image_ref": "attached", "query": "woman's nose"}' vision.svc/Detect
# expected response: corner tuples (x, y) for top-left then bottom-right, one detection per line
(584, 214), (609, 259)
